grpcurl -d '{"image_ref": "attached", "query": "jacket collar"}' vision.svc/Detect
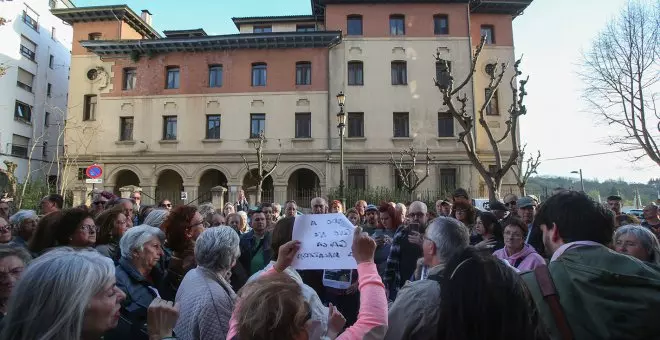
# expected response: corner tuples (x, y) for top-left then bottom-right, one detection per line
(119, 257), (150, 283)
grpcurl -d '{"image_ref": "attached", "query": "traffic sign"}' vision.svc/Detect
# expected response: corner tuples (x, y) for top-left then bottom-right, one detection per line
(85, 178), (103, 184)
(86, 164), (103, 179)
(180, 191), (188, 200)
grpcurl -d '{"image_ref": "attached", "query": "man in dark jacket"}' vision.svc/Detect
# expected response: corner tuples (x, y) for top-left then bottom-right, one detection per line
(238, 209), (272, 276)
(522, 191), (660, 340)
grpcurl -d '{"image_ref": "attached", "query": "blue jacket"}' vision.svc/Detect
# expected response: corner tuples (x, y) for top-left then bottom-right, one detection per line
(238, 230), (272, 274)
(115, 257), (165, 325)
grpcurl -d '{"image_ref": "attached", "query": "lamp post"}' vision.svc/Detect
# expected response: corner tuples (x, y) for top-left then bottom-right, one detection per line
(336, 91), (346, 208)
(571, 169), (584, 192)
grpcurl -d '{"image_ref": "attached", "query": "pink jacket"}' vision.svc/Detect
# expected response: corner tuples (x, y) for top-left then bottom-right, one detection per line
(493, 244), (546, 272)
(227, 262), (388, 339)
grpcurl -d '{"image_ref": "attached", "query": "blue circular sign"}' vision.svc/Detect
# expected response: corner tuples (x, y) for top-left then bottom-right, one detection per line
(86, 165), (103, 179)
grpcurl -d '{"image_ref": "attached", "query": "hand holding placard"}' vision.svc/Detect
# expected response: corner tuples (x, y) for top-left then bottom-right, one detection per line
(352, 226), (376, 264)
(291, 213), (356, 270)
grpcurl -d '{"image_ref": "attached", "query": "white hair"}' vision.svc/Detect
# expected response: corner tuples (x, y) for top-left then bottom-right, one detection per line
(408, 201), (428, 214)
(119, 225), (165, 260)
(198, 203), (217, 222)
(615, 225), (660, 265)
(194, 226), (240, 272)
(0, 248), (114, 340)
(426, 217), (469, 262)
(395, 203), (407, 217)
(8, 210), (37, 227)
(143, 209), (169, 229)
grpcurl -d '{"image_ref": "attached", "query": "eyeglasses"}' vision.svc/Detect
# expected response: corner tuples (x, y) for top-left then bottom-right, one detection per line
(408, 212), (425, 219)
(80, 224), (99, 233)
(0, 225), (10, 232)
(163, 204), (172, 208)
(92, 201), (105, 206)
(505, 201), (517, 207)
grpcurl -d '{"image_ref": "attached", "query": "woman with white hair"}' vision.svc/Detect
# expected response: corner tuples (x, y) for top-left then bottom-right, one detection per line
(174, 226), (240, 339)
(8, 210), (37, 248)
(143, 209), (169, 230)
(614, 225), (660, 264)
(0, 248), (126, 340)
(110, 225), (166, 339)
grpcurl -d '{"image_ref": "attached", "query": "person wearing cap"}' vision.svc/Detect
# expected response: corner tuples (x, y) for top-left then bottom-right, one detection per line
(361, 204), (379, 235)
(435, 199), (452, 217)
(517, 196), (545, 257)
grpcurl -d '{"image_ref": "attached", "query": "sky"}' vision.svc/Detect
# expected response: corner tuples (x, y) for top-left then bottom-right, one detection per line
(74, 0), (659, 184)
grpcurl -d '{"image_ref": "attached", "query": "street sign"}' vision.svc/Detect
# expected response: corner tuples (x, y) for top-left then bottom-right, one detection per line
(85, 178), (102, 184)
(180, 191), (188, 200)
(86, 164), (103, 179)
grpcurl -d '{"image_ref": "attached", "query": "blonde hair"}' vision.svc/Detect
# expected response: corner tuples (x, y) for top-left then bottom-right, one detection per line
(237, 273), (309, 340)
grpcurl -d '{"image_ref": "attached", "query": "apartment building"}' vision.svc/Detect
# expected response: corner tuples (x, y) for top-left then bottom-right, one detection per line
(0, 0), (73, 189)
(53, 0), (533, 207)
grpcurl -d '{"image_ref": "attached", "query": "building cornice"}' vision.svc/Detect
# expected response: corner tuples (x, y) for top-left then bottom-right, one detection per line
(51, 5), (161, 39)
(310, 0), (533, 18)
(231, 15), (321, 29)
(79, 31), (342, 57)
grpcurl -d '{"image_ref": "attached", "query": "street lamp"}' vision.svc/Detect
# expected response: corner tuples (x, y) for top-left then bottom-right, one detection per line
(336, 91), (346, 208)
(571, 169), (584, 192)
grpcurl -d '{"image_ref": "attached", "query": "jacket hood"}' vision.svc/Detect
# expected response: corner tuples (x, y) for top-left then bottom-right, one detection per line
(504, 244), (537, 260)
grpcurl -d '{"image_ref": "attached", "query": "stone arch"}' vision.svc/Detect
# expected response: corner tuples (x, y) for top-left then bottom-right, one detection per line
(108, 164), (144, 185)
(113, 170), (141, 195)
(192, 165), (233, 184)
(198, 169), (229, 204)
(156, 169), (184, 206)
(281, 163), (325, 183)
(286, 167), (322, 209)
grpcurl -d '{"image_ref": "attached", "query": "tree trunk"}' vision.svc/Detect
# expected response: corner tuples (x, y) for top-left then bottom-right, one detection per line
(518, 184), (527, 197)
(256, 182), (262, 206)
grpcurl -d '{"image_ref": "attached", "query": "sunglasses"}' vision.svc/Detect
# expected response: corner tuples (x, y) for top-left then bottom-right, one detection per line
(505, 201), (517, 207)
(92, 201), (105, 206)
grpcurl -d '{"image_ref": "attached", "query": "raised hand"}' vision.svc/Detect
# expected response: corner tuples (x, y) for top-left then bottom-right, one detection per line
(352, 226), (376, 264)
(274, 240), (301, 272)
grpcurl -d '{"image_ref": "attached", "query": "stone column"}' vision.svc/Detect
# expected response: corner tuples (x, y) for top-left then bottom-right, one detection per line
(73, 185), (87, 207)
(141, 185), (156, 205)
(273, 184), (287, 204)
(210, 186), (227, 210)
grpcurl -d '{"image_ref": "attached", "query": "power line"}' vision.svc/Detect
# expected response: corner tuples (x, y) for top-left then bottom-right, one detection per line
(542, 147), (644, 161)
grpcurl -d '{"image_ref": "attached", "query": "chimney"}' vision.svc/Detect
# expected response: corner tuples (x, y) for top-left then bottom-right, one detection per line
(141, 10), (152, 26)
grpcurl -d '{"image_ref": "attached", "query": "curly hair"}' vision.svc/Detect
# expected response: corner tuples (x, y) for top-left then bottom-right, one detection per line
(378, 201), (402, 229)
(161, 205), (198, 253)
(451, 202), (476, 226)
(95, 206), (126, 245)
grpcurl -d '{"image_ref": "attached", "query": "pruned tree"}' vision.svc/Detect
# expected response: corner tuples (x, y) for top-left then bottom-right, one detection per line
(511, 144), (541, 196)
(581, 0), (659, 167)
(17, 132), (46, 209)
(240, 131), (281, 204)
(435, 36), (529, 200)
(56, 114), (102, 197)
(390, 146), (432, 200)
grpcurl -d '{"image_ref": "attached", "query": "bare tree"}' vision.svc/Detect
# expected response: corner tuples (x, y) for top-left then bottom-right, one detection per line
(581, 0), (660, 167)
(511, 144), (541, 196)
(57, 115), (101, 197)
(390, 146), (432, 201)
(240, 131), (281, 204)
(435, 36), (529, 201)
(16, 133), (46, 209)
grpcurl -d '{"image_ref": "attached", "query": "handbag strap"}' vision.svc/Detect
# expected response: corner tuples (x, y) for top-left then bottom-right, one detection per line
(533, 266), (574, 340)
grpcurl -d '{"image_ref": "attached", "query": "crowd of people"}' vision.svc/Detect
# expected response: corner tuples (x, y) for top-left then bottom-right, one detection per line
(0, 186), (658, 339)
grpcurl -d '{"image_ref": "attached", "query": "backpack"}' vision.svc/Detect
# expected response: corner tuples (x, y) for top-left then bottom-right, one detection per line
(522, 245), (660, 340)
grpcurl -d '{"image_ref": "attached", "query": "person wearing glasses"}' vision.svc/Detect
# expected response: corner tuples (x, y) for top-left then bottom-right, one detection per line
(0, 217), (12, 245)
(161, 205), (205, 299)
(53, 208), (98, 249)
(493, 218), (546, 271)
(503, 193), (519, 217)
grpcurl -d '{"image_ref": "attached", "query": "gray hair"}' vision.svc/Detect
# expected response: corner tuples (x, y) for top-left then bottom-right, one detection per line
(8, 210), (37, 227)
(143, 209), (169, 229)
(409, 201), (428, 214)
(194, 226), (240, 273)
(395, 203), (407, 217)
(614, 225), (660, 265)
(0, 245), (32, 264)
(425, 217), (470, 262)
(198, 203), (217, 223)
(0, 248), (114, 340)
(119, 225), (165, 260)
(272, 203), (281, 212)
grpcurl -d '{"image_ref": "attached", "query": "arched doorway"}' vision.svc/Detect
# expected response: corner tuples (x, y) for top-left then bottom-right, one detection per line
(243, 169), (274, 205)
(198, 169), (228, 204)
(113, 170), (140, 195)
(287, 168), (321, 209)
(156, 170), (184, 205)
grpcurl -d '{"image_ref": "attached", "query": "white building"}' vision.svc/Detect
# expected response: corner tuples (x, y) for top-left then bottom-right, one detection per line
(0, 0), (73, 187)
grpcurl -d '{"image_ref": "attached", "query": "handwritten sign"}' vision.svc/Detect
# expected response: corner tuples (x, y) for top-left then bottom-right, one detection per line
(291, 213), (357, 270)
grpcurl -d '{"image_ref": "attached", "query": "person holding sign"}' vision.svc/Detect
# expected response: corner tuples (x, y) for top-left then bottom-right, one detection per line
(228, 225), (388, 340)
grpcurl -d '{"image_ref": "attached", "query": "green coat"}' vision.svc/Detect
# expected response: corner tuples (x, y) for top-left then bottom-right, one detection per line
(522, 245), (660, 340)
